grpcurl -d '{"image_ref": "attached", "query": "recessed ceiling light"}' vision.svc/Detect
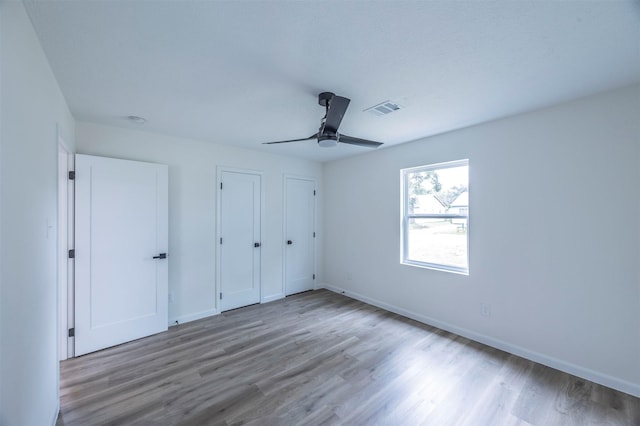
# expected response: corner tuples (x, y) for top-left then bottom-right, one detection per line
(127, 115), (147, 124)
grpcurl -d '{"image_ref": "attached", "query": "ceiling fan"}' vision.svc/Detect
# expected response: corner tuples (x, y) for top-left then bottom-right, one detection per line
(263, 92), (383, 148)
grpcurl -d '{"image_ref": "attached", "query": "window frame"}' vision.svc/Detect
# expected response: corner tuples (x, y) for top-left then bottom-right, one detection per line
(401, 159), (469, 275)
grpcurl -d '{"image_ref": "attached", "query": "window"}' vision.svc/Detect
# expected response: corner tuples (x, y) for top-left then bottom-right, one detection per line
(401, 159), (469, 274)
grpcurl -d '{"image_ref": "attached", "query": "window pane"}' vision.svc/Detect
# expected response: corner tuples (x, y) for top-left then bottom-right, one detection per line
(406, 218), (468, 270)
(406, 165), (468, 215)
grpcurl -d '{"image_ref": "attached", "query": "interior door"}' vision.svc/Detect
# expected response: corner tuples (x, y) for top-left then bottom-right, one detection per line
(284, 176), (316, 295)
(75, 154), (168, 356)
(218, 169), (261, 311)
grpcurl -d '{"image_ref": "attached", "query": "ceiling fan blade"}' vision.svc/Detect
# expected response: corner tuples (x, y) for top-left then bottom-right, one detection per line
(323, 95), (350, 134)
(263, 134), (317, 144)
(338, 134), (384, 148)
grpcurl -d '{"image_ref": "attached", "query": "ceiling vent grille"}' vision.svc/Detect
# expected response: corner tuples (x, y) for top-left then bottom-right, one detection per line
(364, 101), (402, 116)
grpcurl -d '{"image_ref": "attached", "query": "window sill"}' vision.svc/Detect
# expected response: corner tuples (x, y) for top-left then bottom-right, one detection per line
(401, 260), (469, 276)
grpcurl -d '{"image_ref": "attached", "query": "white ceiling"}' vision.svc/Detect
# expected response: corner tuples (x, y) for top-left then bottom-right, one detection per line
(24, 0), (640, 162)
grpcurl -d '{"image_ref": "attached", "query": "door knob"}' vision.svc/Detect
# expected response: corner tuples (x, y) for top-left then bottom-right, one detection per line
(254, 242), (261, 248)
(153, 253), (167, 259)
(287, 240), (293, 245)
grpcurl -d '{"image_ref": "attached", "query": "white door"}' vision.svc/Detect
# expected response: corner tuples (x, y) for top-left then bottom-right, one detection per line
(75, 154), (168, 356)
(284, 176), (316, 295)
(218, 170), (261, 311)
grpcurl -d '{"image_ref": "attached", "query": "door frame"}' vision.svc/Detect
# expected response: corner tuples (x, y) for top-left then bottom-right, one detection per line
(215, 166), (264, 312)
(282, 174), (317, 296)
(57, 134), (74, 360)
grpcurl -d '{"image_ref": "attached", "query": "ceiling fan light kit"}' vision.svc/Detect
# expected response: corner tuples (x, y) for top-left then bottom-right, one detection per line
(317, 136), (338, 148)
(263, 92), (383, 149)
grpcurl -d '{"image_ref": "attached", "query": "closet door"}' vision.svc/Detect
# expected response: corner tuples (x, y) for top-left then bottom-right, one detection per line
(284, 176), (316, 295)
(218, 169), (261, 311)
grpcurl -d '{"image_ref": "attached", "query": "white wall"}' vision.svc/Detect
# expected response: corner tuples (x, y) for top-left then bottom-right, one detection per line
(322, 85), (640, 396)
(0, 2), (75, 425)
(75, 122), (323, 324)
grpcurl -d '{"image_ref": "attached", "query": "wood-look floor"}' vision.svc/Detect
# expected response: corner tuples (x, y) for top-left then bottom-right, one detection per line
(57, 289), (640, 425)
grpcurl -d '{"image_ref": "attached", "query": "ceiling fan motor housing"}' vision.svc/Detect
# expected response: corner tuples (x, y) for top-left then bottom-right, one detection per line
(318, 91), (335, 107)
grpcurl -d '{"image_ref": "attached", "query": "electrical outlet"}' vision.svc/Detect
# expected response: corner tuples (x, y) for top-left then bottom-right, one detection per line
(480, 302), (491, 318)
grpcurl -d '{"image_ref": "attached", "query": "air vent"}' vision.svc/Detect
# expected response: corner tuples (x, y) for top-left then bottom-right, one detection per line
(364, 100), (402, 116)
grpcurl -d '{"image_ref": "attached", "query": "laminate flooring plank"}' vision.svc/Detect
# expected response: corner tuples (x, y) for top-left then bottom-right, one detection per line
(295, 404), (342, 426)
(420, 347), (509, 425)
(262, 375), (348, 424)
(227, 354), (356, 424)
(62, 363), (200, 423)
(62, 345), (224, 413)
(197, 328), (352, 381)
(456, 354), (534, 425)
(336, 339), (463, 424)
(57, 289), (640, 426)
(60, 318), (262, 385)
(168, 383), (265, 425)
(512, 362), (577, 425)
(64, 378), (180, 425)
(255, 336), (360, 395)
(377, 342), (503, 424)
(383, 341), (495, 423)
(588, 384), (640, 425)
(154, 326), (357, 423)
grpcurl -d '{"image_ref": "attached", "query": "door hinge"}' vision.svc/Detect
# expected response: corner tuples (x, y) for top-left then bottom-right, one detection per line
(220, 292), (223, 300)
(313, 232), (316, 238)
(313, 274), (316, 280)
(68, 171), (76, 180)
(313, 190), (316, 196)
(220, 238), (223, 244)
(68, 249), (75, 259)
(68, 328), (75, 337)
(220, 182), (223, 190)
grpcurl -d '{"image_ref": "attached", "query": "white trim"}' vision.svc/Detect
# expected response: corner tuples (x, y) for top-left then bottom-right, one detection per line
(168, 292), (289, 327)
(262, 293), (285, 303)
(169, 308), (218, 327)
(282, 174), (317, 296)
(57, 128), (74, 363)
(67, 154), (75, 359)
(50, 403), (60, 426)
(320, 282), (640, 398)
(57, 140), (69, 362)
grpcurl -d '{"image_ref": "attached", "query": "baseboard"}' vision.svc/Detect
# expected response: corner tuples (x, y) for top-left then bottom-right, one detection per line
(168, 294), (287, 327)
(50, 402), (60, 426)
(320, 283), (640, 398)
(169, 308), (218, 327)
(262, 293), (284, 303)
